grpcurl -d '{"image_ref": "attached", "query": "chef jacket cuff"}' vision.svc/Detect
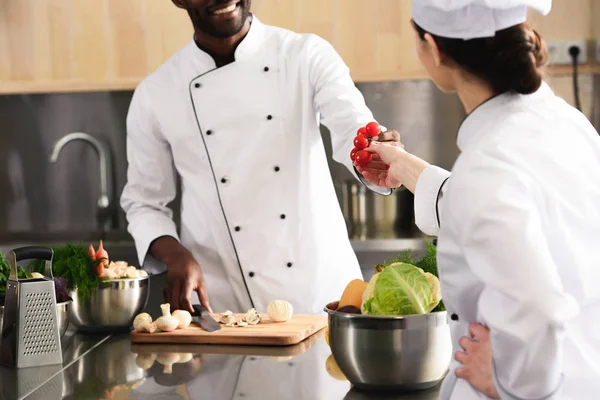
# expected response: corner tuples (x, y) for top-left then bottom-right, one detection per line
(131, 219), (180, 275)
(352, 166), (393, 196)
(491, 361), (565, 400)
(414, 165), (451, 236)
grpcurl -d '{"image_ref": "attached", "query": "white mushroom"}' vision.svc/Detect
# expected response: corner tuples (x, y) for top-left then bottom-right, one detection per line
(137, 270), (148, 278)
(172, 310), (192, 329)
(104, 269), (118, 280)
(125, 266), (138, 279)
(219, 311), (236, 325)
(139, 321), (157, 334)
(113, 261), (128, 268)
(156, 304), (179, 332)
(133, 313), (153, 332)
(135, 353), (156, 370)
(244, 308), (261, 325)
(235, 320), (249, 327)
(176, 353), (194, 363)
(156, 353), (180, 374)
(267, 300), (293, 322)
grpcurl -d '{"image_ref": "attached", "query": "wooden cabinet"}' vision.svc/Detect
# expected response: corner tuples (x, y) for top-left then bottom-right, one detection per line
(0, 0), (598, 94)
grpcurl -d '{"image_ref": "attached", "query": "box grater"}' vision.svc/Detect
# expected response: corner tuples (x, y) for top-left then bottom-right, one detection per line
(0, 246), (63, 368)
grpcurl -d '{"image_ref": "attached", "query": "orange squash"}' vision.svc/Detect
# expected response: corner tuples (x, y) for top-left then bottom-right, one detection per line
(339, 279), (368, 309)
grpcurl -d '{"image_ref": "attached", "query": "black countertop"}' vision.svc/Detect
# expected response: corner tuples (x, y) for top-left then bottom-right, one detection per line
(0, 329), (442, 400)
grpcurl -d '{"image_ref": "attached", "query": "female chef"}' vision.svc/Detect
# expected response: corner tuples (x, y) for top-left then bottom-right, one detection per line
(358, 0), (600, 399)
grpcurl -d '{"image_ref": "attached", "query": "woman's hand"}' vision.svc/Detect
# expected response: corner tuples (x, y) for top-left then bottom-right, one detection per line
(455, 323), (500, 399)
(355, 141), (406, 188)
(355, 136), (431, 193)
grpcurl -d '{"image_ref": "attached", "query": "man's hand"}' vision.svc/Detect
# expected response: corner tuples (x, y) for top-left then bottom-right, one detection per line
(150, 236), (212, 313)
(455, 323), (500, 399)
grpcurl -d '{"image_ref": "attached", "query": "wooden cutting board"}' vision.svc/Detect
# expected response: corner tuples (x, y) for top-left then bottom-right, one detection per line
(130, 314), (327, 346)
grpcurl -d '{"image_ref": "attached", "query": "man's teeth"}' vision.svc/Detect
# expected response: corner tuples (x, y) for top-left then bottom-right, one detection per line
(213, 4), (237, 15)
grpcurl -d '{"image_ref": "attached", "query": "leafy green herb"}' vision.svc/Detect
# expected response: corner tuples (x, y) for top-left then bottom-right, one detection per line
(382, 240), (446, 312)
(29, 243), (100, 304)
(0, 252), (32, 305)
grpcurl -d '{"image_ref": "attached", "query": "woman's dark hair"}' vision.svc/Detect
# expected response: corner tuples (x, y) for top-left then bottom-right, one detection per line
(413, 22), (548, 95)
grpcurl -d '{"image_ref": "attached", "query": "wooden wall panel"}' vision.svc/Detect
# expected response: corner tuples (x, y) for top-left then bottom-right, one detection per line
(0, 0), (597, 94)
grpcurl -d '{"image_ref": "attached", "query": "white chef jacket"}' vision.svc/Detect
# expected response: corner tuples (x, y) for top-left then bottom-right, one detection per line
(120, 16), (389, 314)
(414, 82), (600, 399)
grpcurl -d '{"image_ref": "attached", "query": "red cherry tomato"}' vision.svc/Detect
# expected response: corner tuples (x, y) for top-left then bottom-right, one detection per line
(355, 150), (372, 167)
(354, 135), (369, 150)
(350, 148), (358, 161)
(365, 122), (381, 138)
(357, 127), (368, 137)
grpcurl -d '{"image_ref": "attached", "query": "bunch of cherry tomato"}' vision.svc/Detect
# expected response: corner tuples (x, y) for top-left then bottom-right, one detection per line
(351, 121), (381, 167)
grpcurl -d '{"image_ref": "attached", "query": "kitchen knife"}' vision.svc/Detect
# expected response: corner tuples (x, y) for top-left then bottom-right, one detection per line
(192, 304), (222, 332)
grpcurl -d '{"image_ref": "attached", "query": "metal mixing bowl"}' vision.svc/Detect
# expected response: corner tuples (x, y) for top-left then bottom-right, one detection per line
(0, 300), (71, 338)
(324, 301), (452, 392)
(69, 276), (149, 333)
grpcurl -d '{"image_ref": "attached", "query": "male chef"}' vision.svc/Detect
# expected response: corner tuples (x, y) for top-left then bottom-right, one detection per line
(121, 0), (395, 314)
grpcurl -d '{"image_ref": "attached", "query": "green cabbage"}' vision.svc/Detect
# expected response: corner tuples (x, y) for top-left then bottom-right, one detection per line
(361, 262), (441, 316)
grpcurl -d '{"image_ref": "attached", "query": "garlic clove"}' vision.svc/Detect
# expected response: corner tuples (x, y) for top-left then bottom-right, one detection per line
(30, 272), (45, 279)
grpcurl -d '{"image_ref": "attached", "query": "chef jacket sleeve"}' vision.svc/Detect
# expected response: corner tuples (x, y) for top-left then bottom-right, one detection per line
(120, 83), (180, 269)
(306, 35), (392, 196)
(454, 158), (580, 400)
(414, 165), (451, 236)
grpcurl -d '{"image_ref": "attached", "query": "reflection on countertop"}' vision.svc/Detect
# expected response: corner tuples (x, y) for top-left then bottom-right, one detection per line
(0, 329), (443, 400)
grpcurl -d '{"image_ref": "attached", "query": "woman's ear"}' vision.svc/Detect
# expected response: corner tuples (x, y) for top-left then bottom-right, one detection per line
(424, 33), (443, 67)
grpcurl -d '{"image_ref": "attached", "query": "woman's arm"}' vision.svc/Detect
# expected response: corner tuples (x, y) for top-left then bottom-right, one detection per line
(360, 142), (451, 236)
(453, 158), (580, 399)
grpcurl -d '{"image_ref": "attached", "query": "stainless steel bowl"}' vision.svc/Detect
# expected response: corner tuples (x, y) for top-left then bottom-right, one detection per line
(0, 300), (71, 338)
(69, 277), (150, 333)
(325, 301), (452, 392)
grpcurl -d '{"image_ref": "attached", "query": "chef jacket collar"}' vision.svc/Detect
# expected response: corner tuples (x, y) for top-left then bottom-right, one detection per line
(190, 14), (266, 67)
(456, 82), (553, 151)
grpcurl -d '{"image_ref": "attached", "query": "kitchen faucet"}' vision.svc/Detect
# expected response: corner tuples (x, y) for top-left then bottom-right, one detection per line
(50, 132), (115, 232)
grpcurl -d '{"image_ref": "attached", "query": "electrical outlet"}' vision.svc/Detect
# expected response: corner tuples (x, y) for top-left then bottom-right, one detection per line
(546, 39), (588, 65)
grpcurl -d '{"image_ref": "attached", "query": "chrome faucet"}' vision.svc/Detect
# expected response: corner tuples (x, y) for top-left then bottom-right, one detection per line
(50, 132), (114, 231)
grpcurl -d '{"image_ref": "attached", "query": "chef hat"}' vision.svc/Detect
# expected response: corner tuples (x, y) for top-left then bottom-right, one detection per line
(411, 0), (552, 40)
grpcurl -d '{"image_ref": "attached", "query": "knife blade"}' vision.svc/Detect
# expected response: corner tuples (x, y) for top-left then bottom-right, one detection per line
(192, 304), (222, 332)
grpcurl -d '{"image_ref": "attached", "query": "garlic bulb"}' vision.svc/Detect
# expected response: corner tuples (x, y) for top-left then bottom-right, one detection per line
(267, 300), (293, 322)
(133, 313), (153, 332)
(156, 304), (179, 332)
(172, 310), (192, 329)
